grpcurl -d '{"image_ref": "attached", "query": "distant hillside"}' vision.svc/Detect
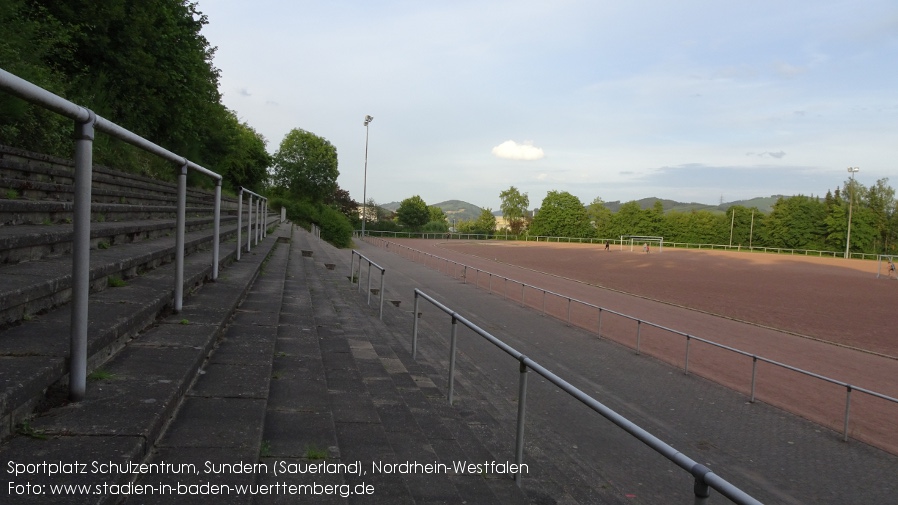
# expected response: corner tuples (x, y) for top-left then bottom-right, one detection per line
(381, 200), (484, 223)
(603, 196), (785, 214)
(383, 195), (787, 219)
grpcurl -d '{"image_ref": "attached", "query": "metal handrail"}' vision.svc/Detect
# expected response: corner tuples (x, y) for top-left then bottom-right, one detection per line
(350, 250), (386, 319)
(412, 288), (761, 504)
(237, 187), (267, 260)
(369, 236), (898, 444)
(0, 68), (223, 401)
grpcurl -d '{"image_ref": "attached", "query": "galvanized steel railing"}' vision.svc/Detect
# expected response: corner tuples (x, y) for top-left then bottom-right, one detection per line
(0, 68), (224, 401)
(412, 288), (762, 504)
(236, 187), (267, 260)
(350, 250), (386, 319)
(369, 236), (898, 445)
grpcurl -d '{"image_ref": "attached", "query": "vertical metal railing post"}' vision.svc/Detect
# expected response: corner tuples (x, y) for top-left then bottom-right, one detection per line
(448, 316), (458, 405)
(263, 199), (267, 238)
(174, 164), (187, 313)
(636, 320), (642, 355)
(750, 356), (758, 402)
(684, 335), (691, 373)
(520, 283), (526, 307)
(212, 180), (221, 280)
(366, 261), (373, 305)
(566, 298), (572, 325)
(256, 198), (262, 245)
(236, 189), (243, 261)
(598, 308), (603, 336)
(349, 251), (356, 284)
(843, 386), (853, 442)
(693, 466), (712, 505)
(412, 293), (420, 359)
(514, 360), (529, 486)
(247, 194), (253, 252)
(378, 270), (385, 319)
(69, 110), (96, 402)
(541, 289), (547, 315)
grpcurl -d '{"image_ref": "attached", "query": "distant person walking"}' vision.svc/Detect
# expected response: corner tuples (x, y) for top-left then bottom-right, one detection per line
(643, 243), (649, 254)
(889, 258), (896, 279)
(604, 241), (610, 251)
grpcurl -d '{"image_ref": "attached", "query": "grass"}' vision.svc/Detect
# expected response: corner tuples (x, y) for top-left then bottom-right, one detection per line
(305, 445), (328, 460)
(260, 440), (272, 458)
(97, 241), (110, 250)
(5, 189), (19, 199)
(16, 420), (47, 440)
(87, 369), (116, 381)
(108, 276), (126, 287)
(179, 319), (189, 325)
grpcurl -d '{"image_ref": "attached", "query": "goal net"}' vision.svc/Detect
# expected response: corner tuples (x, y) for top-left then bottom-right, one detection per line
(621, 235), (664, 253)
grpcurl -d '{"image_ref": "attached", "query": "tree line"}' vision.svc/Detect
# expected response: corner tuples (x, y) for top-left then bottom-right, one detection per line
(499, 181), (898, 255)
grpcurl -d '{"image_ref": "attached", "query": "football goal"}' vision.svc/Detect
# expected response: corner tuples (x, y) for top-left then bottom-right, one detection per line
(621, 235), (664, 253)
(876, 254), (897, 279)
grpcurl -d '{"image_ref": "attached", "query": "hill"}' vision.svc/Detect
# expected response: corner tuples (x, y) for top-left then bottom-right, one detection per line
(381, 200), (484, 223)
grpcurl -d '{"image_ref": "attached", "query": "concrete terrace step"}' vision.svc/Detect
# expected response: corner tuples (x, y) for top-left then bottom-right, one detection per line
(287, 230), (531, 504)
(0, 199), (229, 226)
(0, 225), (288, 504)
(0, 214), (280, 326)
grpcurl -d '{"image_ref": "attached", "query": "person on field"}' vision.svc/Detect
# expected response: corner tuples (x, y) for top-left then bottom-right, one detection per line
(604, 241), (610, 251)
(643, 242), (649, 253)
(889, 258), (896, 279)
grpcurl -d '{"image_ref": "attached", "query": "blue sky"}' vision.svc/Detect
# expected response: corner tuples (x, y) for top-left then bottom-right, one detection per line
(200, 0), (897, 210)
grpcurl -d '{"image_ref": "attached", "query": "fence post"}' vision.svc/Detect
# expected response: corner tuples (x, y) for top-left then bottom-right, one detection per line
(212, 179), (221, 280)
(566, 298), (572, 326)
(349, 251), (355, 284)
(174, 164), (187, 313)
(448, 316), (458, 405)
(366, 261), (372, 305)
(69, 110), (96, 402)
(684, 335), (691, 373)
(843, 385), (853, 442)
(541, 290), (547, 316)
(521, 283), (526, 307)
(412, 292), (420, 359)
(514, 360), (529, 486)
(236, 189), (243, 261)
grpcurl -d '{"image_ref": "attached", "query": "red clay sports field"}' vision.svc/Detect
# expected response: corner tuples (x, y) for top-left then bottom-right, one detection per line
(377, 238), (898, 455)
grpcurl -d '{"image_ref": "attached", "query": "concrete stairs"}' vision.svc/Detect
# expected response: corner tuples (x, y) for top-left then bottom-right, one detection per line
(0, 144), (276, 446)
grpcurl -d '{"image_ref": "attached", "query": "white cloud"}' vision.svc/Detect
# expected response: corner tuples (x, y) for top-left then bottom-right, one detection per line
(491, 140), (545, 161)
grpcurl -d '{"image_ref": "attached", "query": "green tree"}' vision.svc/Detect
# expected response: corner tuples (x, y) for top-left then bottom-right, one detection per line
(272, 128), (339, 202)
(499, 186), (529, 235)
(764, 195), (827, 249)
(396, 195), (430, 230)
(458, 208), (496, 236)
(428, 206), (448, 224)
(529, 191), (592, 238)
(587, 197), (614, 238)
(217, 111), (270, 193)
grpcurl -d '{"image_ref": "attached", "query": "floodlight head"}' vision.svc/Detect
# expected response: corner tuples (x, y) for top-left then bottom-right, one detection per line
(364, 115), (374, 126)
(847, 166), (859, 173)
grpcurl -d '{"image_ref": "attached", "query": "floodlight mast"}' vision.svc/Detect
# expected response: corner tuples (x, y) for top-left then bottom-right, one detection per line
(845, 166), (859, 259)
(361, 115), (373, 237)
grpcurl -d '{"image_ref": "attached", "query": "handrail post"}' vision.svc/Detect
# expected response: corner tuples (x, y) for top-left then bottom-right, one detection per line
(256, 198), (262, 245)
(412, 292), (420, 359)
(366, 260), (373, 305)
(212, 179), (221, 280)
(247, 194), (253, 252)
(541, 289), (547, 316)
(684, 335), (691, 373)
(692, 464), (712, 505)
(566, 298), (572, 325)
(349, 251), (355, 284)
(843, 385), (853, 442)
(520, 283), (525, 307)
(750, 356), (758, 402)
(236, 189), (243, 261)
(174, 164), (187, 313)
(636, 320), (642, 355)
(514, 360), (529, 487)
(598, 308), (603, 336)
(69, 110), (96, 402)
(448, 316), (458, 405)
(378, 269), (385, 319)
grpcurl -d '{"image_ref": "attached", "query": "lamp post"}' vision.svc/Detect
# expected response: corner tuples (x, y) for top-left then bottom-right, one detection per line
(845, 166), (860, 259)
(361, 115), (373, 238)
